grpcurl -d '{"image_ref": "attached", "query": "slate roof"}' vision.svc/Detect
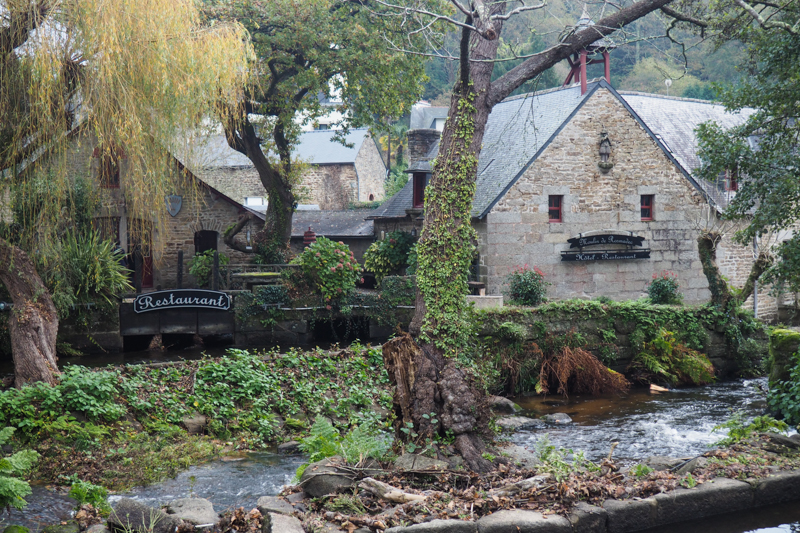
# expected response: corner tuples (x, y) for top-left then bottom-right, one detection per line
(410, 106), (449, 130)
(291, 209), (375, 238)
(178, 128), (371, 172)
(618, 91), (754, 209)
(374, 80), (753, 219)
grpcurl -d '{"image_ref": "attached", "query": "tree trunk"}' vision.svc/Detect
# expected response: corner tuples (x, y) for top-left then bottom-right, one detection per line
(697, 232), (772, 309)
(383, 333), (492, 472)
(0, 238), (59, 388)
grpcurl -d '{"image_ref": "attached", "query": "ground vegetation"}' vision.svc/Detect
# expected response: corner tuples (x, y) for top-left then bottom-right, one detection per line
(0, 0), (250, 385)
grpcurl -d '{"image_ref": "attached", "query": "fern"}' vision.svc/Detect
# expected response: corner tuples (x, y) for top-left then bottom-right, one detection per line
(298, 417), (341, 463)
(0, 427), (38, 510)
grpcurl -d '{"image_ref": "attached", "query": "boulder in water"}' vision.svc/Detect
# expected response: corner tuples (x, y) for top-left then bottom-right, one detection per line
(164, 498), (218, 526)
(299, 456), (355, 498)
(543, 413), (572, 424)
(495, 416), (545, 432)
(488, 396), (521, 414)
(109, 498), (181, 533)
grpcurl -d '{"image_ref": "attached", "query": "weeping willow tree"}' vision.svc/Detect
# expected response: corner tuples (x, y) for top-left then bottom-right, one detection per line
(0, 0), (251, 387)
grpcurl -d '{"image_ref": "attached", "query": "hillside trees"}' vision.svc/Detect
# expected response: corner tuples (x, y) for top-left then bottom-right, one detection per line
(376, 0), (687, 472)
(208, 0), (425, 260)
(0, 0), (250, 386)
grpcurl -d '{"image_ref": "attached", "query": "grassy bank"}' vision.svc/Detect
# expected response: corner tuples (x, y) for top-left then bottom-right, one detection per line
(0, 344), (391, 490)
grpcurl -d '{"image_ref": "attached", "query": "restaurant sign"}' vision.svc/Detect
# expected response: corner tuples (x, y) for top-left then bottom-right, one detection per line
(133, 289), (231, 313)
(561, 233), (649, 262)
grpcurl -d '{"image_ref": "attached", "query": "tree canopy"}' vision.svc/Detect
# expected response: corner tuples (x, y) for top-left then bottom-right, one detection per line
(696, 2), (800, 294)
(208, 0), (425, 259)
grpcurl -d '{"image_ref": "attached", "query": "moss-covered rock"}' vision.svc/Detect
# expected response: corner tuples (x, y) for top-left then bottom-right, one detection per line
(3, 526), (31, 533)
(769, 329), (800, 385)
(42, 523), (80, 533)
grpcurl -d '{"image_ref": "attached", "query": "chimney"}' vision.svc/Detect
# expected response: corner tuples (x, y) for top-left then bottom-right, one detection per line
(407, 129), (442, 162)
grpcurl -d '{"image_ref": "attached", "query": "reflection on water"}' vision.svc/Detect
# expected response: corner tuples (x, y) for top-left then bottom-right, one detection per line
(511, 379), (771, 462)
(641, 501), (800, 533)
(3, 486), (76, 532)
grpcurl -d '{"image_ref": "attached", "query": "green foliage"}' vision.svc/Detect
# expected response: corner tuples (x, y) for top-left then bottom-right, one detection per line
(632, 463), (654, 478)
(384, 160), (409, 199)
(379, 276), (416, 307)
(253, 240), (292, 265)
(695, 12), (800, 293)
(712, 412), (789, 447)
(363, 231), (416, 283)
(68, 477), (111, 513)
(629, 329), (715, 386)
(0, 427), (38, 510)
(533, 434), (600, 482)
(188, 250), (230, 289)
(38, 230), (133, 319)
(507, 265), (550, 307)
(405, 242), (418, 276)
(647, 271), (682, 305)
(297, 416), (390, 477)
(59, 366), (126, 422)
(295, 237), (362, 302)
(767, 351), (800, 425)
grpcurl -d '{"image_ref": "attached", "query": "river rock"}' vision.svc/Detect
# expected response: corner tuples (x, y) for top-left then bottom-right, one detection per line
(495, 416), (545, 432)
(543, 413), (572, 424)
(42, 524), (79, 533)
(164, 498), (218, 525)
(500, 444), (540, 469)
(3, 527), (30, 533)
(181, 413), (207, 435)
(109, 498), (181, 533)
(299, 456), (355, 498)
(487, 396), (521, 414)
(86, 525), (110, 533)
(394, 454), (449, 471)
(285, 491), (306, 504)
(676, 457), (708, 476)
(264, 513), (304, 533)
(277, 441), (301, 454)
(477, 509), (571, 532)
(256, 496), (294, 516)
(643, 456), (685, 471)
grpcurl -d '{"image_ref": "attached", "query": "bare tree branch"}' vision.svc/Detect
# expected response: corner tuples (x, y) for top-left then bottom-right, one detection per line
(733, 0), (799, 34)
(492, 1), (548, 22)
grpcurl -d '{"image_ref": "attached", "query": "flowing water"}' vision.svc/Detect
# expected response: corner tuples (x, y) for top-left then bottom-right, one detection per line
(7, 378), (800, 532)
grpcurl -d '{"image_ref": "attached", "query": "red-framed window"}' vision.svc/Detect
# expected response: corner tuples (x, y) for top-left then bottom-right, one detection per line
(641, 194), (654, 221)
(725, 169), (738, 191)
(93, 145), (122, 188)
(412, 173), (428, 208)
(548, 195), (562, 222)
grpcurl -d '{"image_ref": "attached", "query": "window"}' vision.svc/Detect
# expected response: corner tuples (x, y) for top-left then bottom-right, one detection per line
(548, 195), (562, 222)
(641, 195), (654, 221)
(315, 123), (330, 130)
(244, 196), (265, 206)
(93, 145), (122, 188)
(194, 230), (218, 254)
(725, 169), (738, 191)
(412, 173), (428, 208)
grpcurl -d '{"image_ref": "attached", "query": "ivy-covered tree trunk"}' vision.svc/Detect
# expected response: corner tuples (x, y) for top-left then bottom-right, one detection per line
(389, 12), (503, 474)
(697, 232), (772, 309)
(0, 239), (60, 388)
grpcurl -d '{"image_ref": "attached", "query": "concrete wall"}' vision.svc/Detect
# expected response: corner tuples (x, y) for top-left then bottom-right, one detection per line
(478, 88), (778, 320)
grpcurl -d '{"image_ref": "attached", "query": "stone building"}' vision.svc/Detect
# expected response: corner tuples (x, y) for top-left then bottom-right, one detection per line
(10, 127), (263, 291)
(187, 128), (386, 210)
(372, 79), (781, 320)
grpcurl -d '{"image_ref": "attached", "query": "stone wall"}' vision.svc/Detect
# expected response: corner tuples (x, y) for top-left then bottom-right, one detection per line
(354, 135), (387, 202)
(198, 167), (264, 204)
(479, 88), (778, 321)
(407, 129), (441, 161)
(300, 164), (358, 209)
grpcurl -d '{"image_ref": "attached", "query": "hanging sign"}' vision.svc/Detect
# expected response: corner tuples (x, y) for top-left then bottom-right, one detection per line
(561, 232), (649, 261)
(561, 250), (651, 261)
(133, 289), (230, 313)
(567, 234), (645, 248)
(165, 195), (183, 217)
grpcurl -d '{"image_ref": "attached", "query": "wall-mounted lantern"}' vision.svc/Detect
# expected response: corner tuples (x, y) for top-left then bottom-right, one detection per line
(598, 129), (613, 173)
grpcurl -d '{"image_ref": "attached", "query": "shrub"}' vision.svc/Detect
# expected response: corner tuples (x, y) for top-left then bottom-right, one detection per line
(628, 328), (715, 385)
(712, 412), (789, 446)
(68, 477), (111, 513)
(507, 265), (550, 306)
(294, 237), (362, 301)
(647, 271), (682, 305)
(406, 242), (418, 276)
(363, 231), (416, 283)
(767, 351), (800, 426)
(188, 250), (230, 288)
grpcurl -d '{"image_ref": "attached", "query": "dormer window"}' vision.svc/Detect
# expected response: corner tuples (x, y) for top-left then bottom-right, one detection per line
(412, 172), (428, 209)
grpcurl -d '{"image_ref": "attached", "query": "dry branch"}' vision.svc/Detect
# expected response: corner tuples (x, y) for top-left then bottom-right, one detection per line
(358, 477), (427, 503)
